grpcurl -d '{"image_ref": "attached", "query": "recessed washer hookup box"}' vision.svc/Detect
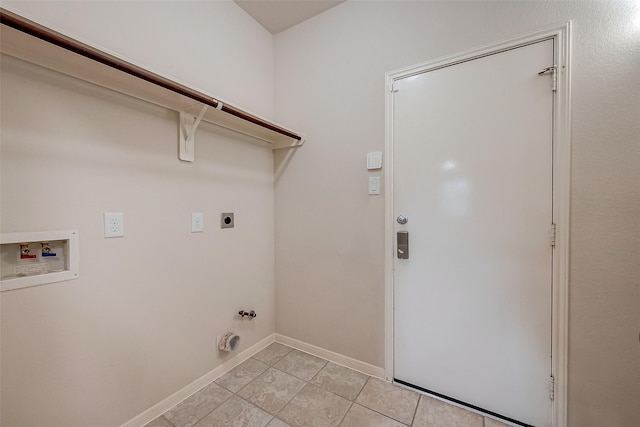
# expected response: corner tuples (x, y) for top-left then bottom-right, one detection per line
(1, 230), (79, 292)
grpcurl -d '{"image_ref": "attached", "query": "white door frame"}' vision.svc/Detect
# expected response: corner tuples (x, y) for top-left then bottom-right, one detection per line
(384, 23), (571, 426)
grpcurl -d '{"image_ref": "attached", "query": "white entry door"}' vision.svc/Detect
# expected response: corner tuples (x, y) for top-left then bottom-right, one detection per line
(392, 40), (554, 426)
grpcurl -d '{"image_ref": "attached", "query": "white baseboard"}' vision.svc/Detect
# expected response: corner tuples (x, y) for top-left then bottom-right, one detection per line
(120, 334), (275, 427)
(275, 334), (385, 379)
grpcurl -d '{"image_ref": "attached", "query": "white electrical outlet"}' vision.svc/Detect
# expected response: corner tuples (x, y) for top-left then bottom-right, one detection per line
(191, 213), (204, 233)
(104, 213), (124, 238)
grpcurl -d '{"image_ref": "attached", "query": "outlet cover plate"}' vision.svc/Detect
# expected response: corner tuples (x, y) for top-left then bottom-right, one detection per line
(368, 176), (381, 195)
(221, 212), (234, 229)
(104, 212), (124, 238)
(192, 213), (204, 233)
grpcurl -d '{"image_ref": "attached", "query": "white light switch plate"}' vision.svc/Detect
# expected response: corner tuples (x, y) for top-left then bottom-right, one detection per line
(368, 176), (381, 195)
(104, 213), (124, 238)
(192, 213), (204, 233)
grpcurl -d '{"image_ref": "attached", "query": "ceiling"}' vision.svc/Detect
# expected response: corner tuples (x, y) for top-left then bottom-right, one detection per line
(234, 1), (345, 34)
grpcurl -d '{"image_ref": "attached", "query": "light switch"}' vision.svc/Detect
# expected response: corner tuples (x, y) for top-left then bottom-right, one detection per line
(191, 213), (204, 233)
(368, 176), (381, 195)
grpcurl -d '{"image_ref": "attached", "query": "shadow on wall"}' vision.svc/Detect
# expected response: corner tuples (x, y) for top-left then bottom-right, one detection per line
(274, 144), (302, 183)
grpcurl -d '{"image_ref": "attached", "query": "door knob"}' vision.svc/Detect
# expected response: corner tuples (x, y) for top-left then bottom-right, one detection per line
(397, 215), (408, 224)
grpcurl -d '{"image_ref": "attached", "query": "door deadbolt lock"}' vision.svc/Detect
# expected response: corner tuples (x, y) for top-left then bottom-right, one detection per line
(397, 215), (408, 224)
(397, 231), (409, 259)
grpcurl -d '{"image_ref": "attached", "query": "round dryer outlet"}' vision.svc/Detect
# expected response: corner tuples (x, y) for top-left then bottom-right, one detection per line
(221, 213), (234, 229)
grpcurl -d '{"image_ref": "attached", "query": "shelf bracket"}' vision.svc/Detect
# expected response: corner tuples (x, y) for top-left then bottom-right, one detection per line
(272, 138), (305, 150)
(179, 105), (208, 162)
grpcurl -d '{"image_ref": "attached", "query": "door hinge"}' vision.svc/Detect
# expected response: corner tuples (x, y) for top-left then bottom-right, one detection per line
(550, 223), (557, 247)
(389, 81), (399, 93)
(549, 375), (555, 401)
(538, 65), (557, 92)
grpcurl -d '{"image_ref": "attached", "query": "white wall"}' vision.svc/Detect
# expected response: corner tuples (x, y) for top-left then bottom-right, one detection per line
(2, 0), (274, 119)
(1, 2), (275, 426)
(274, 1), (640, 426)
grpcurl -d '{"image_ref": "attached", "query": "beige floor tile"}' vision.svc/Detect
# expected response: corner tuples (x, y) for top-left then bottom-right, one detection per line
(273, 349), (327, 381)
(144, 415), (175, 427)
(195, 396), (272, 427)
(237, 367), (306, 415)
(309, 362), (368, 401)
(340, 403), (407, 427)
(278, 383), (352, 427)
(253, 343), (293, 365)
(354, 378), (419, 425)
(157, 346), (505, 427)
(412, 395), (483, 427)
(484, 417), (512, 427)
(216, 358), (269, 393)
(164, 382), (232, 427)
(267, 418), (292, 427)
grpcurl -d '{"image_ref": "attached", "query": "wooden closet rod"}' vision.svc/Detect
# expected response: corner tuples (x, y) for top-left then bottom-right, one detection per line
(0, 9), (302, 142)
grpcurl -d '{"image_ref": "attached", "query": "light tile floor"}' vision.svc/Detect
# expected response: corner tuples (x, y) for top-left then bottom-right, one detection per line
(145, 343), (510, 427)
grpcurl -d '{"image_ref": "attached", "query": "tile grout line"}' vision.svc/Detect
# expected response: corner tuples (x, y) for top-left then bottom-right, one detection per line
(160, 415), (176, 427)
(162, 343), (396, 427)
(225, 374), (266, 425)
(190, 390), (235, 427)
(269, 347), (361, 427)
(233, 394), (275, 427)
(151, 342), (486, 427)
(224, 353), (282, 426)
(307, 358), (329, 383)
(271, 351), (328, 383)
(236, 359), (271, 392)
(163, 348), (278, 427)
(409, 393), (421, 426)
(150, 344), (287, 427)
(339, 375), (404, 427)
(244, 345), (312, 425)
(350, 376), (415, 426)
(271, 348), (309, 425)
(190, 346), (285, 427)
(336, 400), (355, 427)
(253, 345), (298, 425)
(352, 375), (371, 403)
(272, 369), (308, 421)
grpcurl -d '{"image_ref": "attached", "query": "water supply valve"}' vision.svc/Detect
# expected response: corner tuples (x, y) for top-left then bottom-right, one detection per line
(41, 242), (57, 257)
(238, 310), (256, 319)
(19, 243), (36, 259)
